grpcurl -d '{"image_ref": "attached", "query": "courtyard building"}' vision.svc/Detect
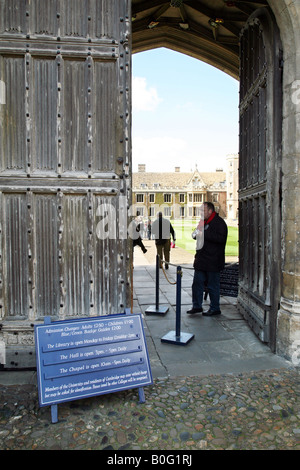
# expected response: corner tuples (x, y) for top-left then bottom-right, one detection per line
(132, 164), (230, 221)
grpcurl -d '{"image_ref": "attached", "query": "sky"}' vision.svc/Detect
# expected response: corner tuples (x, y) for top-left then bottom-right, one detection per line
(132, 47), (239, 173)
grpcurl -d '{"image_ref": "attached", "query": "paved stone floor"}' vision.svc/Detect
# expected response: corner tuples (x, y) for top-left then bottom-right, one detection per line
(0, 241), (299, 452)
(133, 241), (292, 377)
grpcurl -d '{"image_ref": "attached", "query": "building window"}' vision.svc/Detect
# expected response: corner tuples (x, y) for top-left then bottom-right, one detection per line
(164, 193), (172, 203)
(164, 207), (171, 217)
(136, 194), (144, 203)
(149, 193), (155, 203)
(149, 207), (155, 217)
(180, 206), (185, 217)
(192, 207), (202, 217)
(189, 194), (193, 203)
(193, 193), (203, 203)
(136, 207), (144, 216)
(212, 193), (219, 202)
(179, 193), (185, 203)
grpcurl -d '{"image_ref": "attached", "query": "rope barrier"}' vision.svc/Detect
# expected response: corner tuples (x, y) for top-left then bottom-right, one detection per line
(159, 257), (177, 285)
(143, 250), (237, 344)
(145, 254), (195, 345)
(159, 256), (195, 271)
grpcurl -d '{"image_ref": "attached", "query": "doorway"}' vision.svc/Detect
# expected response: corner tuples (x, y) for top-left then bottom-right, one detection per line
(131, 2), (283, 352)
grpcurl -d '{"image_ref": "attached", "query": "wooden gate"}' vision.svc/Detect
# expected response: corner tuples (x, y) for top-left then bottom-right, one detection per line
(0, 0), (132, 368)
(238, 8), (282, 351)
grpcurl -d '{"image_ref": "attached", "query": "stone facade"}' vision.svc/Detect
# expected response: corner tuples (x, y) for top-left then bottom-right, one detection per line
(226, 154), (239, 223)
(132, 165), (230, 220)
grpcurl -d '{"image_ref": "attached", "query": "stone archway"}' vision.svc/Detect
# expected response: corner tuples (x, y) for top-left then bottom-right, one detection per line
(131, 0), (300, 361)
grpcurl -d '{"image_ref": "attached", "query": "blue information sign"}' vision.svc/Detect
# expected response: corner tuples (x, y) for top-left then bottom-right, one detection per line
(35, 313), (152, 422)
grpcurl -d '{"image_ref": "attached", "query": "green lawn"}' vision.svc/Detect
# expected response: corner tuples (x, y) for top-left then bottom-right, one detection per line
(172, 220), (238, 257)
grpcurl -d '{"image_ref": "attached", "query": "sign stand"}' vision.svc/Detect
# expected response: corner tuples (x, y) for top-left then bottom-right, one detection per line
(138, 387), (145, 404)
(42, 317), (60, 424)
(51, 404), (58, 424)
(35, 312), (152, 424)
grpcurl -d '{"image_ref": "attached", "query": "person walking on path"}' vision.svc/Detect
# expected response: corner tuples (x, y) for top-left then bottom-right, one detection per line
(152, 212), (176, 269)
(132, 211), (147, 254)
(187, 202), (227, 316)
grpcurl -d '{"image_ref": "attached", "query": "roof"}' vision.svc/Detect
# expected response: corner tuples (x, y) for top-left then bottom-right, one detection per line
(132, 170), (227, 191)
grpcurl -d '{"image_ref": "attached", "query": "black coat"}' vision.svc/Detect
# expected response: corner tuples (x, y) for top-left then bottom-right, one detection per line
(193, 214), (228, 272)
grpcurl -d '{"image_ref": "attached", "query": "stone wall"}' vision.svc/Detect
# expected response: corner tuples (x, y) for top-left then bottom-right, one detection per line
(269, 0), (300, 361)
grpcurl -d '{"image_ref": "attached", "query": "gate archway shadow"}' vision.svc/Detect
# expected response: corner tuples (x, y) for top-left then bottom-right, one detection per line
(132, 246), (289, 377)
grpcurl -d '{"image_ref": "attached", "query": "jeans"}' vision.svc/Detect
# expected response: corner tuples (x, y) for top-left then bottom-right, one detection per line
(192, 270), (221, 311)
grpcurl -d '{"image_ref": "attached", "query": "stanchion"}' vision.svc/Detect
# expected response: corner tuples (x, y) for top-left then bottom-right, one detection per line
(161, 266), (194, 345)
(145, 255), (169, 315)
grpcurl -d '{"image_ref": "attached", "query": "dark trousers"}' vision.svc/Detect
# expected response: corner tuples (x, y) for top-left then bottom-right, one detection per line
(133, 237), (147, 253)
(192, 270), (221, 311)
(156, 240), (171, 266)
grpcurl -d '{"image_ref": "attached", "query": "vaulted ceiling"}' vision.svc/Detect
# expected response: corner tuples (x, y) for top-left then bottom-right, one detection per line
(131, 0), (269, 78)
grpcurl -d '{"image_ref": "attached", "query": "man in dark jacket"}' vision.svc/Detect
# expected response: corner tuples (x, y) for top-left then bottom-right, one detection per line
(187, 202), (227, 316)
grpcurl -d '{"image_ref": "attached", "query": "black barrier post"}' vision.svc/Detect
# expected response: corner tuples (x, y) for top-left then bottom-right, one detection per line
(175, 265), (182, 337)
(161, 266), (194, 345)
(145, 255), (169, 315)
(155, 254), (159, 310)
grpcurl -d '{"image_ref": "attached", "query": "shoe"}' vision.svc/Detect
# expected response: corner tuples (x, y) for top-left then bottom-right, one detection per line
(186, 308), (203, 314)
(202, 309), (221, 316)
(143, 249), (147, 254)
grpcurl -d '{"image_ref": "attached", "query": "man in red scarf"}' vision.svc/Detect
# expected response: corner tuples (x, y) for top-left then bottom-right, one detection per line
(187, 202), (228, 316)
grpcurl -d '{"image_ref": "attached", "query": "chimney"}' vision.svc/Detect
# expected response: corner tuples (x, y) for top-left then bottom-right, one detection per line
(138, 164), (146, 173)
(175, 167), (180, 172)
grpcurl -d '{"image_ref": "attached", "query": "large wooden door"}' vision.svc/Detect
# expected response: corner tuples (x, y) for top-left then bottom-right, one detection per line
(0, 0), (132, 368)
(238, 8), (282, 351)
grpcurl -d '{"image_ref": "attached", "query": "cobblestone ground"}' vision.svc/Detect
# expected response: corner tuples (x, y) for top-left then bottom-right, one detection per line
(0, 368), (299, 451)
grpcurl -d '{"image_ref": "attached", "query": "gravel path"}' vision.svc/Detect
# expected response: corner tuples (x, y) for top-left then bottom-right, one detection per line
(0, 368), (299, 451)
